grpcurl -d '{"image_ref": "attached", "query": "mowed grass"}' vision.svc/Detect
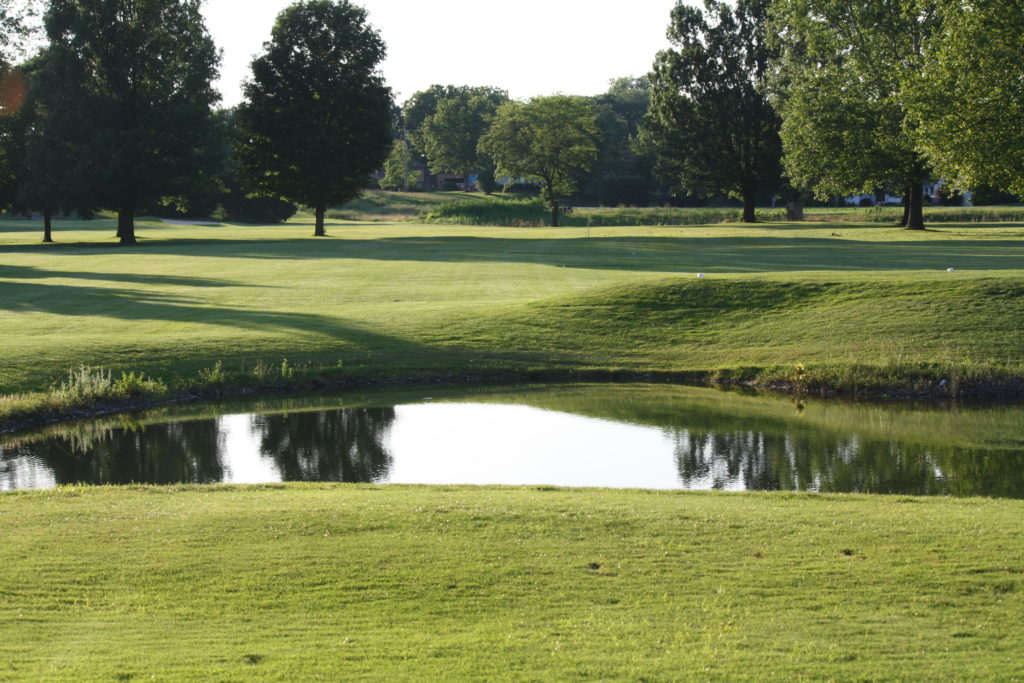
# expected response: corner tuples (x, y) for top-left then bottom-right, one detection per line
(1, 215), (1023, 396)
(1, 485), (1021, 680)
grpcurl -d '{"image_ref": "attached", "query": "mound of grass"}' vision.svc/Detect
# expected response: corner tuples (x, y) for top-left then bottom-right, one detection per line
(1, 216), (1023, 417)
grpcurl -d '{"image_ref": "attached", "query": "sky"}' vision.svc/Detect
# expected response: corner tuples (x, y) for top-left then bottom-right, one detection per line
(201, 0), (681, 107)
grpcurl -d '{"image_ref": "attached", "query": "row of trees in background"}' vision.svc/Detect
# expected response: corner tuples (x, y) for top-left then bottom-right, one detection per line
(0, 0), (392, 242)
(387, 77), (655, 219)
(643, 0), (1024, 229)
(1, 0), (1022, 239)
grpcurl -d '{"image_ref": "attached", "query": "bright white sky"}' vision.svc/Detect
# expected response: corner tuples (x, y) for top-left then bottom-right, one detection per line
(201, 0), (682, 107)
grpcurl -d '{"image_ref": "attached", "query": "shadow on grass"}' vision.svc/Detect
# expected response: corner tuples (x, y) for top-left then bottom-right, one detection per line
(0, 264), (257, 289)
(1, 229), (1023, 275)
(0, 279), (427, 356)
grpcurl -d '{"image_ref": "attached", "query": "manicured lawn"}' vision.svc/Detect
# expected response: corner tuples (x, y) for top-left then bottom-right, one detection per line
(1, 485), (1021, 680)
(0, 215), (1022, 396)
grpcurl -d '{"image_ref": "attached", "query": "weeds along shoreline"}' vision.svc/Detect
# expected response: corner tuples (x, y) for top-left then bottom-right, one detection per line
(2, 361), (1022, 438)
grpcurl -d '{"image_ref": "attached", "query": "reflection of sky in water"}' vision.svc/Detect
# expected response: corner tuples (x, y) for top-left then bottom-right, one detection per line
(0, 454), (56, 491)
(385, 404), (688, 489)
(221, 414), (279, 484)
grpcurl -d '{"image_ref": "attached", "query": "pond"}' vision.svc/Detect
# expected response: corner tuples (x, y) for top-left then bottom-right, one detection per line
(2, 384), (1023, 497)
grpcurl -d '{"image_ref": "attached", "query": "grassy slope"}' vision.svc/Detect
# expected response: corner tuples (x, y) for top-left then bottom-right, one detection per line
(1, 216), (1022, 398)
(1, 486), (1021, 680)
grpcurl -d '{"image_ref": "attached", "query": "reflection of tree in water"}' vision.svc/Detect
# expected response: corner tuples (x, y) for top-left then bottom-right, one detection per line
(0, 420), (225, 487)
(672, 428), (1024, 497)
(252, 408), (395, 483)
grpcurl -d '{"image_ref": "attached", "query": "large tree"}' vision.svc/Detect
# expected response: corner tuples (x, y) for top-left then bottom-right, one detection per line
(419, 88), (508, 193)
(908, 0), (1024, 197)
(13, 52), (75, 241)
(478, 95), (600, 227)
(45, 0), (221, 245)
(236, 0), (393, 238)
(771, 0), (935, 229)
(640, 0), (783, 223)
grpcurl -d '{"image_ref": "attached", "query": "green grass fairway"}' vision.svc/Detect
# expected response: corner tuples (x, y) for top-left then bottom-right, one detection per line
(1, 214), (1022, 398)
(1, 486), (1021, 680)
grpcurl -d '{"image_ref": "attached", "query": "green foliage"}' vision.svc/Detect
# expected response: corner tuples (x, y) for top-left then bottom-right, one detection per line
(235, 0), (393, 236)
(379, 139), (419, 191)
(769, 0), (931, 227)
(51, 366), (166, 402)
(0, 0), (38, 65)
(197, 361), (225, 385)
(44, 0), (221, 244)
(419, 88), (507, 185)
(421, 198), (550, 226)
(478, 95), (601, 226)
(908, 0), (1024, 196)
(641, 0), (782, 222)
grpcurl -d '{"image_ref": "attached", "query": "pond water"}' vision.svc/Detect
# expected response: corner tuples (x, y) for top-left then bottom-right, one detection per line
(2, 384), (1023, 497)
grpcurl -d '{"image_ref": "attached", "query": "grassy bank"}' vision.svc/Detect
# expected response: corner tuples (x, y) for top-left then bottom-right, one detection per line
(1, 485), (1021, 680)
(0, 216), (1023, 426)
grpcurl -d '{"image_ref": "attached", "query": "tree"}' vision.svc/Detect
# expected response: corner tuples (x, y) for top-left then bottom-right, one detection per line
(236, 0), (393, 238)
(585, 77), (656, 206)
(478, 95), (600, 227)
(44, 0), (221, 245)
(379, 138), (418, 191)
(908, 0), (1024, 197)
(770, 0), (935, 229)
(640, 0), (783, 223)
(0, 0), (39, 65)
(419, 88), (508, 194)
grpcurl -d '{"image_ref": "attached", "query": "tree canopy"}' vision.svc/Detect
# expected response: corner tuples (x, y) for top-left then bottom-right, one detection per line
(478, 95), (600, 227)
(641, 0), (782, 223)
(770, 0), (935, 228)
(908, 0), (1024, 197)
(44, 0), (221, 244)
(236, 0), (392, 237)
(419, 88), (507, 193)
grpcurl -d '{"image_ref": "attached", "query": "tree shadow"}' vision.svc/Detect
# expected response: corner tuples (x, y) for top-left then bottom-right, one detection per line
(0, 280), (425, 355)
(0, 264), (257, 289)
(73, 233), (1022, 274)
(1, 231), (1022, 276)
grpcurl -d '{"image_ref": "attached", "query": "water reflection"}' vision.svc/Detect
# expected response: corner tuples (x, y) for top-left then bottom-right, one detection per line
(254, 408), (395, 483)
(1, 384), (1022, 497)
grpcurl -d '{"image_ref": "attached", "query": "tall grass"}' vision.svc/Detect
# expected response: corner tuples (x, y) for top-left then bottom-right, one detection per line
(424, 198), (1024, 227)
(422, 199), (789, 227)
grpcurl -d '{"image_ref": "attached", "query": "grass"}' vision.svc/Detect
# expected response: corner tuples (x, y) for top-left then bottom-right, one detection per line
(1, 485), (1022, 680)
(2, 215), (1023, 679)
(0, 214), (1023, 417)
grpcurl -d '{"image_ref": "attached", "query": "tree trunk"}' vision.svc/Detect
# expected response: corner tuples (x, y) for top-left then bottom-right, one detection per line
(785, 193), (805, 221)
(117, 206), (137, 245)
(899, 190), (911, 227)
(906, 181), (925, 230)
(314, 205), (327, 237)
(742, 188), (757, 223)
(550, 202), (559, 228)
(42, 208), (53, 243)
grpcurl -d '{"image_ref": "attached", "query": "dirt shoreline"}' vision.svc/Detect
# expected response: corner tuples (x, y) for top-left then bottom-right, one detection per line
(2, 367), (1022, 439)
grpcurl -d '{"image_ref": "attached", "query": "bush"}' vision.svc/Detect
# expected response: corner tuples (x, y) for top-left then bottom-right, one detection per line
(217, 195), (298, 224)
(422, 198), (549, 226)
